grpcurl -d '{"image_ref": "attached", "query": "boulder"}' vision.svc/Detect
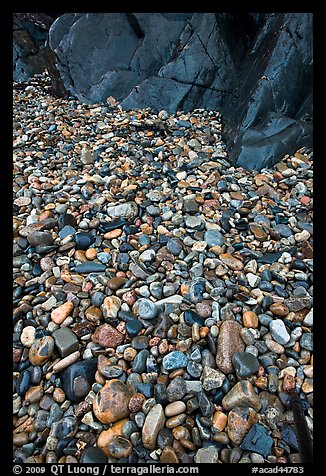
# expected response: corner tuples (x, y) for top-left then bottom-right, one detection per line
(16, 12), (312, 171)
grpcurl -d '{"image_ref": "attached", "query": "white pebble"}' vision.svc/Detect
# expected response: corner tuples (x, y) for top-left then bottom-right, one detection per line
(295, 230), (311, 242)
(303, 308), (313, 326)
(20, 326), (36, 347)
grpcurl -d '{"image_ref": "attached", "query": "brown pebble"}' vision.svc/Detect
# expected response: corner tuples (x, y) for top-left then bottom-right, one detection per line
(85, 248), (97, 260)
(219, 253), (244, 270)
(123, 347), (137, 361)
(85, 305), (102, 322)
(25, 385), (44, 403)
(166, 413), (187, 428)
(243, 311), (259, 328)
(97, 418), (129, 457)
(172, 425), (190, 441)
(13, 432), (29, 446)
(216, 320), (245, 374)
(179, 438), (196, 451)
(108, 277), (127, 291)
(160, 446), (179, 463)
(227, 406), (258, 445)
(165, 401), (186, 417)
(212, 411), (228, 432)
(270, 303), (289, 316)
(282, 374), (295, 392)
(104, 229), (122, 240)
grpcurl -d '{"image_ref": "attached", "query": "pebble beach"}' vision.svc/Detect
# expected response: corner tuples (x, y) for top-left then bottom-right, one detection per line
(13, 73), (313, 464)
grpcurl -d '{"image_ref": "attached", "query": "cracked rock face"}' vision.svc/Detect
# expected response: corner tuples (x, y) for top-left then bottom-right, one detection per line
(46, 12), (312, 170)
(13, 13), (59, 82)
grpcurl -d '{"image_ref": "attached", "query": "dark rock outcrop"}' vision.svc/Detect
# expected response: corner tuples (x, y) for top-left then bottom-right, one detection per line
(222, 13), (313, 169)
(17, 12), (313, 170)
(13, 13), (60, 82)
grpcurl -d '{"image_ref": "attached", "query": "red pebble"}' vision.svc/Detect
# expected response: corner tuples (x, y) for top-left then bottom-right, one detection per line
(300, 195), (310, 205)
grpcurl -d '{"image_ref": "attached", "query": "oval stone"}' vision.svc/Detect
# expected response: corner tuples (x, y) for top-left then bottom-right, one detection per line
(93, 379), (131, 424)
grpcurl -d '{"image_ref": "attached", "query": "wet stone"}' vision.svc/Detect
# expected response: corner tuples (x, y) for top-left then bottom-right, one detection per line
(52, 327), (79, 358)
(75, 262), (106, 273)
(74, 232), (95, 250)
(269, 319), (290, 345)
(92, 324), (124, 348)
(162, 351), (188, 371)
(167, 377), (187, 402)
(216, 320), (245, 374)
(28, 336), (54, 366)
(222, 381), (262, 412)
(80, 446), (107, 463)
(227, 406), (258, 445)
(232, 352), (260, 377)
(142, 404), (165, 450)
(61, 359), (97, 402)
(134, 299), (158, 320)
(204, 229), (224, 247)
(93, 379), (131, 424)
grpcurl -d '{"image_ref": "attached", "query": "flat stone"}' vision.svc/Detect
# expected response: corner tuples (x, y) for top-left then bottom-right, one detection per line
(27, 231), (53, 246)
(52, 327), (79, 358)
(142, 404), (165, 449)
(75, 262), (106, 273)
(184, 309), (204, 326)
(108, 277), (127, 290)
(74, 232), (95, 250)
(222, 381), (262, 412)
(93, 379), (131, 424)
(240, 423), (273, 457)
(219, 253), (244, 270)
(184, 215), (203, 228)
(167, 238), (183, 256)
(107, 202), (138, 221)
(216, 320), (245, 374)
